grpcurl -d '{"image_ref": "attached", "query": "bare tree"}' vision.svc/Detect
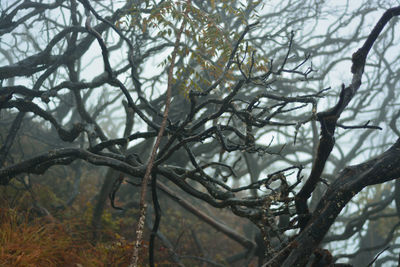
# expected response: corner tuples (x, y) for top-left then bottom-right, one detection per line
(1, 0), (400, 266)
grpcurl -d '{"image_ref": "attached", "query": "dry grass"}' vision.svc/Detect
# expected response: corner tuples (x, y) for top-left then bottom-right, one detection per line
(0, 208), (138, 267)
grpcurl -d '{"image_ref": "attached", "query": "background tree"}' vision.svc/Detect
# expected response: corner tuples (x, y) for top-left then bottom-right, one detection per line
(1, 0), (400, 266)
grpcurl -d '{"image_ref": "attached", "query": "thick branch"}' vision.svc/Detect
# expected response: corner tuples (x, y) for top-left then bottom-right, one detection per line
(265, 138), (400, 266)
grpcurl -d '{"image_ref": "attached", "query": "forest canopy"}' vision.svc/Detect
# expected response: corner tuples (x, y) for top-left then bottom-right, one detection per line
(1, 0), (400, 266)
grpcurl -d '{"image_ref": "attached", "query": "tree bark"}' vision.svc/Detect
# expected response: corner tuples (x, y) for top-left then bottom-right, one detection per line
(265, 138), (400, 266)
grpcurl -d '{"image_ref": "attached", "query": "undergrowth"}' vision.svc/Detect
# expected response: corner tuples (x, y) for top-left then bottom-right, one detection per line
(0, 208), (140, 267)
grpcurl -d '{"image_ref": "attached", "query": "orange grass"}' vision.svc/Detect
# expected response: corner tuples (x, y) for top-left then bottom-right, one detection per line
(0, 208), (137, 267)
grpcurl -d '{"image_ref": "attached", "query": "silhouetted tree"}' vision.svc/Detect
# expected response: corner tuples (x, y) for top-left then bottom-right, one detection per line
(2, 0), (400, 266)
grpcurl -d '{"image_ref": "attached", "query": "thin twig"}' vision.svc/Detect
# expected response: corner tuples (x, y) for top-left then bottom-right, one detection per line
(367, 246), (390, 267)
(130, 1), (191, 266)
